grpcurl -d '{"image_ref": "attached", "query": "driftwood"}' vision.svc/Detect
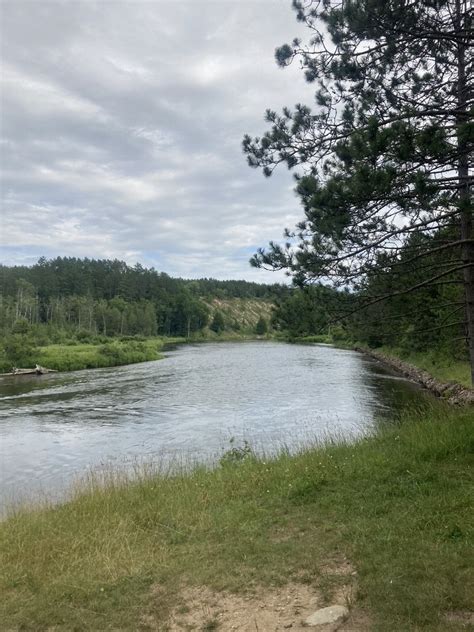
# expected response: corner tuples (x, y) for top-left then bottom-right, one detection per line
(0, 364), (58, 377)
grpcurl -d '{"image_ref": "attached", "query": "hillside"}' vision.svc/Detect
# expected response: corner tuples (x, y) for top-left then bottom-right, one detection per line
(202, 297), (275, 332)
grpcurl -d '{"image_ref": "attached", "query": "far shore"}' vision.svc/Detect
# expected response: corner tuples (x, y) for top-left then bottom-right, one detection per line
(3, 335), (471, 404)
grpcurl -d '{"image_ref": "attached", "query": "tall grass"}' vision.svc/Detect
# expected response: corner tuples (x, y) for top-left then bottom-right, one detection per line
(30, 338), (184, 372)
(1, 407), (473, 631)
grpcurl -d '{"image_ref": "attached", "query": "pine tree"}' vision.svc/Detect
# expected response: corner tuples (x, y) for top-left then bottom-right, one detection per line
(255, 316), (268, 335)
(210, 311), (226, 334)
(243, 0), (473, 381)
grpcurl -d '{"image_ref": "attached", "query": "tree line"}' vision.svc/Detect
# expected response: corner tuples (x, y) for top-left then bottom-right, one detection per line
(0, 257), (284, 342)
(272, 226), (466, 364)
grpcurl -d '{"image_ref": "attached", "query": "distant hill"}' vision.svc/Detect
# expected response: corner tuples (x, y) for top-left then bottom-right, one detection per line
(0, 257), (285, 338)
(203, 297), (275, 332)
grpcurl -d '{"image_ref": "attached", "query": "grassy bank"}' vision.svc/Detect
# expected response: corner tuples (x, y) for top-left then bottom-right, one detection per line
(32, 337), (185, 372)
(1, 407), (473, 631)
(375, 347), (471, 388)
(307, 337), (472, 389)
(6, 334), (272, 373)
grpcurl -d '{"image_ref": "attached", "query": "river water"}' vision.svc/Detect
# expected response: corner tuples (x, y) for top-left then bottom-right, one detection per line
(0, 341), (435, 511)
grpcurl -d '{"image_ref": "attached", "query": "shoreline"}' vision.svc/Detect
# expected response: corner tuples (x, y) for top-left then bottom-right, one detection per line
(285, 335), (473, 404)
(0, 334), (271, 377)
(1, 406), (472, 630)
(1, 342), (472, 629)
(7, 336), (472, 407)
(355, 346), (474, 405)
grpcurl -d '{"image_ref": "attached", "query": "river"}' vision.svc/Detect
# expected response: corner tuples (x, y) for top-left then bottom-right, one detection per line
(0, 341), (435, 511)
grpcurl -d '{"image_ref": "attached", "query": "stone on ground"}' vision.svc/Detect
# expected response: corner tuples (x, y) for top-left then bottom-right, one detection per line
(304, 604), (349, 627)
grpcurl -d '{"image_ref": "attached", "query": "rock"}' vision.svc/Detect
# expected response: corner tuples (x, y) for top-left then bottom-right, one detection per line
(357, 347), (474, 406)
(304, 605), (349, 628)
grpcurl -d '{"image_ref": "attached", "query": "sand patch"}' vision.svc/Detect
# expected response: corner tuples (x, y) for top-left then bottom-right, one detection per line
(444, 610), (474, 628)
(157, 580), (368, 631)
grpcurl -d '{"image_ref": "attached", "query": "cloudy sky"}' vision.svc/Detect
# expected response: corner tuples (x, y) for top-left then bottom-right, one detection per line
(1, 0), (312, 281)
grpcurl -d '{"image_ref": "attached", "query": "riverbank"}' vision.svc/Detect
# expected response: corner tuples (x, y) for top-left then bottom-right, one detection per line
(355, 347), (473, 405)
(286, 335), (473, 402)
(1, 407), (472, 631)
(2, 333), (272, 374)
(31, 337), (178, 372)
(372, 347), (472, 389)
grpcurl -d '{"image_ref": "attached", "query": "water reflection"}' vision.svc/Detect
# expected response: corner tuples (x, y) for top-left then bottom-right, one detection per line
(0, 342), (438, 511)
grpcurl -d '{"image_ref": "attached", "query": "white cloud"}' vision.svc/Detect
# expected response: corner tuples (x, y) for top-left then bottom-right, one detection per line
(0, 0), (311, 281)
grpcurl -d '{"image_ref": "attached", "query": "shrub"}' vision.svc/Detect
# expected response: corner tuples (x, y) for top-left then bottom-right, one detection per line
(255, 316), (268, 335)
(210, 311), (225, 334)
(2, 334), (36, 367)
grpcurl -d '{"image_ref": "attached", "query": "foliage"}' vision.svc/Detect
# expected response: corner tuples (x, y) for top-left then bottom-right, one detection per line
(0, 319), (37, 369)
(348, 229), (468, 357)
(255, 316), (268, 335)
(272, 284), (345, 337)
(209, 310), (226, 334)
(378, 346), (471, 389)
(2, 334), (37, 369)
(243, 0), (474, 381)
(0, 258), (283, 343)
(30, 339), (166, 372)
(219, 438), (254, 466)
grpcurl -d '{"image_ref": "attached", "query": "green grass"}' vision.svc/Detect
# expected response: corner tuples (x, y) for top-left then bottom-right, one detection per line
(1, 408), (473, 631)
(378, 347), (471, 388)
(21, 337), (186, 372)
(7, 334), (269, 373)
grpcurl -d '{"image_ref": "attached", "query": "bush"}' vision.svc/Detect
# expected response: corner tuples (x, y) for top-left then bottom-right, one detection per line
(11, 318), (30, 335)
(210, 311), (225, 334)
(76, 329), (93, 343)
(2, 334), (36, 367)
(255, 316), (268, 335)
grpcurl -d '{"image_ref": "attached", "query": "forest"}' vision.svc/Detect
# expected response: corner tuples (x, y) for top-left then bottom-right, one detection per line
(0, 256), (284, 369)
(1, 242), (467, 377)
(272, 227), (466, 361)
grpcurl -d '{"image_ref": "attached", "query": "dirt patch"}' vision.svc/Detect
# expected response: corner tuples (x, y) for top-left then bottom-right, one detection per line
(318, 559), (355, 578)
(444, 610), (474, 628)
(155, 579), (369, 632)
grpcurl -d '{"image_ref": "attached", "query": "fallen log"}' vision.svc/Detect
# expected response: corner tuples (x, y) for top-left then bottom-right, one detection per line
(0, 364), (58, 377)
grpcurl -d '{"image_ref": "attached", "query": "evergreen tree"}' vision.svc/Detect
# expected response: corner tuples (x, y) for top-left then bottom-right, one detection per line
(255, 316), (268, 335)
(210, 311), (226, 334)
(243, 0), (473, 381)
